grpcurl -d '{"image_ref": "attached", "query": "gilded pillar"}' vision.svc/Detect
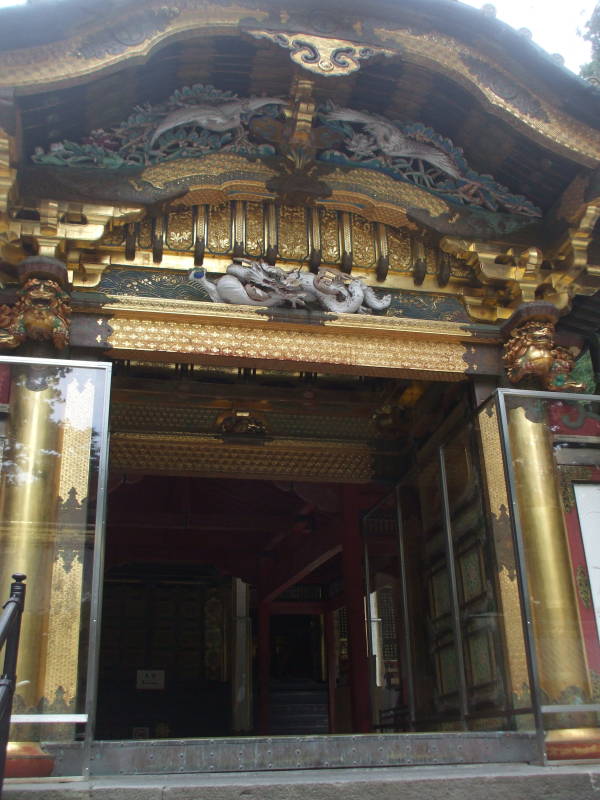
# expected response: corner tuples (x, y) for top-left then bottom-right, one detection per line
(507, 398), (591, 706)
(501, 302), (591, 716)
(0, 256), (74, 728)
(0, 364), (62, 714)
(477, 403), (531, 719)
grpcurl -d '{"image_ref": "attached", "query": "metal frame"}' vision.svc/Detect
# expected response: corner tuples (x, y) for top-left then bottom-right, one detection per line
(82, 363), (112, 779)
(0, 355), (112, 779)
(394, 486), (416, 730)
(438, 445), (469, 729)
(10, 714), (88, 724)
(494, 387), (600, 766)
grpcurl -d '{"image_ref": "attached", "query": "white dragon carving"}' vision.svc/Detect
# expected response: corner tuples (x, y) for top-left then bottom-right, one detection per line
(189, 261), (391, 314)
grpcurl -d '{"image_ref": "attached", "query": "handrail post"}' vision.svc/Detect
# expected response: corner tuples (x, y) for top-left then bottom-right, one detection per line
(0, 574), (27, 798)
(3, 575), (26, 681)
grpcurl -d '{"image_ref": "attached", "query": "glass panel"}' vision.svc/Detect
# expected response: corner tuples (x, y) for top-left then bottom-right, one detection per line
(0, 357), (110, 751)
(364, 451), (465, 732)
(499, 390), (600, 753)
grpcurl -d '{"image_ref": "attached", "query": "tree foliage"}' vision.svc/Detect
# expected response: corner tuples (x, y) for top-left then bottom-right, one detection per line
(581, 3), (600, 81)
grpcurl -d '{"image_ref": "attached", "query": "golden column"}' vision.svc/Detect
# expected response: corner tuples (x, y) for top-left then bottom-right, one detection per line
(502, 304), (591, 711)
(0, 256), (72, 724)
(0, 363), (63, 713)
(507, 398), (590, 703)
(477, 402), (531, 719)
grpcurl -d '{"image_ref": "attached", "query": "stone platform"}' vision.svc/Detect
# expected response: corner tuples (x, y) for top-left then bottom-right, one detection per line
(5, 763), (600, 800)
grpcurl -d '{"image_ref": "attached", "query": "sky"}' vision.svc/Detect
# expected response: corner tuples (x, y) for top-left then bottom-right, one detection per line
(460, 0), (596, 73)
(0, 0), (596, 74)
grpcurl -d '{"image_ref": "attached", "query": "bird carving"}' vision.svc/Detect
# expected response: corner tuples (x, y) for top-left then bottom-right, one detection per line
(324, 107), (462, 179)
(149, 97), (287, 146)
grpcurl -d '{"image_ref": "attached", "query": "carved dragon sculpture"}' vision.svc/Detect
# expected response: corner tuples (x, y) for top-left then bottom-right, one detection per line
(189, 261), (391, 314)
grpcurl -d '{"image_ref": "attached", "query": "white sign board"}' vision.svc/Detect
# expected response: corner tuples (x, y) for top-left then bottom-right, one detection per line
(574, 482), (600, 638)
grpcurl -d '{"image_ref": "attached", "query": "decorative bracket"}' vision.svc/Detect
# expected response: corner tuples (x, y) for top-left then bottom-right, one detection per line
(546, 200), (600, 297)
(438, 235), (600, 321)
(2, 200), (143, 286)
(249, 30), (392, 76)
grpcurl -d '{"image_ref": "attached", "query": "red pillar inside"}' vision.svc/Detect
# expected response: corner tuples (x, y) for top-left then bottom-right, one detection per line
(341, 487), (371, 733)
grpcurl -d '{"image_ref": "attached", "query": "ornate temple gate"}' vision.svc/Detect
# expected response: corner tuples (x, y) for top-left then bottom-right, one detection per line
(0, 0), (599, 779)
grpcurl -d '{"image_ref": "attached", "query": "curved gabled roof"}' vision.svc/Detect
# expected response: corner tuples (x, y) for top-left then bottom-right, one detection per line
(2, 0), (599, 235)
(0, 0), (598, 124)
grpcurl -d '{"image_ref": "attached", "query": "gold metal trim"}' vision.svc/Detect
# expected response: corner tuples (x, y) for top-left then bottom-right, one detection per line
(373, 26), (600, 166)
(110, 431), (374, 483)
(507, 399), (592, 706)
(94, 293), (497, 340)
(0, 128), (16, 216)
(103, 311), (493, 378)
(248, 30), (393, 76)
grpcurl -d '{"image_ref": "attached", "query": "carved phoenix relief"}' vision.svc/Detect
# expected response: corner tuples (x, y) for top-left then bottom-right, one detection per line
(31, 83), (541, 221)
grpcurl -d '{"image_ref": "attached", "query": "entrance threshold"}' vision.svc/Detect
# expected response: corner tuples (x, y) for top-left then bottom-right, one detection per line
(5, 763), (600, 800)
(47, 732), (537, 777)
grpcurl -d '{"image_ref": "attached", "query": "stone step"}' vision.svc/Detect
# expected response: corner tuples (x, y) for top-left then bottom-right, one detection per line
(5, 764), (600, 800)
(42, 732), (538, 777)
(270, 703), (328, 714)
(270, 726), (329, 735)
(270, 693), (327, 704)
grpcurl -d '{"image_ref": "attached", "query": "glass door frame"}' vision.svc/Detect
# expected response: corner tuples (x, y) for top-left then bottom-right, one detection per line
(496, 387), (600, 764)
(0, 354), (112, 777)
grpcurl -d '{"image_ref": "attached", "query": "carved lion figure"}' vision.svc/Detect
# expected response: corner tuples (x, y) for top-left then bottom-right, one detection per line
(0, 278), (71, 350)
(503, 320), (583, 391)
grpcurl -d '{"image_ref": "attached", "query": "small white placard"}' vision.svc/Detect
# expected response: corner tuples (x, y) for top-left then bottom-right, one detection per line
(136, 669), (165, 690)
(575, 482), (600, 636)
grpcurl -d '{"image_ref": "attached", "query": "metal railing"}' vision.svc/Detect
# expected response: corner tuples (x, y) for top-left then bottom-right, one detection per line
(0, 574), (26, 797)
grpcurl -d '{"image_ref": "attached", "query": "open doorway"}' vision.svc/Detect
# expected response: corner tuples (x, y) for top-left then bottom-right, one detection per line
(95, 362), (485, 741)
(95, 475), (352, 740)
(269, 613), (327, 735)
